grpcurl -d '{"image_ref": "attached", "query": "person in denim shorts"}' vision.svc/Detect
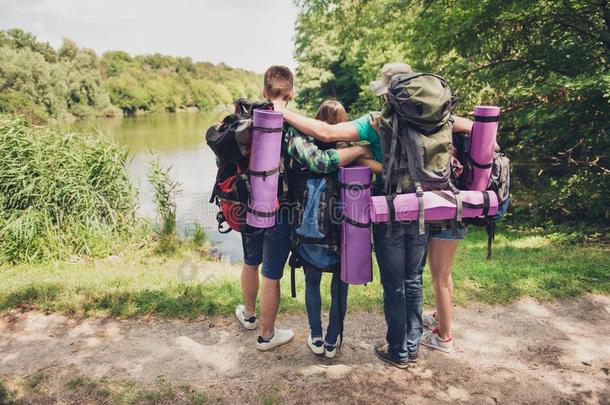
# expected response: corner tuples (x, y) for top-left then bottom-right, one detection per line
(420, 220), (468, 354)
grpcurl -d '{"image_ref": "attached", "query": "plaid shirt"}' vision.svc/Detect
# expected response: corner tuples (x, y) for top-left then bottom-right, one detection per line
(284, 126), (340, 174)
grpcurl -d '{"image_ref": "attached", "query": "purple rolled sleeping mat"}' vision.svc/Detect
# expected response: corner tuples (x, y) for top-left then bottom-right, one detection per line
(467, 106), (501, 191)
(246, 109), (284, 228)
(370, 190), (498, 223)
(340, 166), (372, 285)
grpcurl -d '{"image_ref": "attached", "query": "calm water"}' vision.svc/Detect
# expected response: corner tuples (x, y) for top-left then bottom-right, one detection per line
(71, 111), (244, 261)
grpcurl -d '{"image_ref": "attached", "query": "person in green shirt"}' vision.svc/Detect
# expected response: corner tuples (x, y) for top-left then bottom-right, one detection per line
(273, 63), (473, 174)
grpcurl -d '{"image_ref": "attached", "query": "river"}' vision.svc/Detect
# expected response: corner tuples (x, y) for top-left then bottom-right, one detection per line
(71, 111), (244, 261)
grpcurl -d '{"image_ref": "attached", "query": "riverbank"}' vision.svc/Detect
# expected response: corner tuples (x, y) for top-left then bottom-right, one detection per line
(1, 295), (608, 404)
(1, 228), (608, 318)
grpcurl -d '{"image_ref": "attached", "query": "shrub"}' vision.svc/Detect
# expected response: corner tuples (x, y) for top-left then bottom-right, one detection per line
(0, 115), (136, 263)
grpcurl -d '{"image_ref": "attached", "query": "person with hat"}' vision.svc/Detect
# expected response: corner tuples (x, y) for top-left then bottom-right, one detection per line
(273, 62), (473, 368)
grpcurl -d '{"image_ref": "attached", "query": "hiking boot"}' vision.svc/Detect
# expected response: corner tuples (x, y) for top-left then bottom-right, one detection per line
(421, 327), (453, 353)
(423, 312), (439, 329)
(308, 335), (325, 355)
(235, 304), (257, 330)
(408, 352), (419, 364)
(373, 343), (409, 369)
(256, 328), (294, 351)
(324, 336), (341, 359)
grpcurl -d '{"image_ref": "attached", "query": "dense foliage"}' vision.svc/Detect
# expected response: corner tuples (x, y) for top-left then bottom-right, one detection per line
(0, 29), (261, 123)
(294, 0), (610, 228)
(0, 115), (137, 263)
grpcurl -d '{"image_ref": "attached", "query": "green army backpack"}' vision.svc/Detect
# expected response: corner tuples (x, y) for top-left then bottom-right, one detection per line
(378, 72), (458, 233)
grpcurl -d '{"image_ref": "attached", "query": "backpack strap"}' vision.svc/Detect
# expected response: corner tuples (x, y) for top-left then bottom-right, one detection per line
(384, 115), (400, 193)
(385, 194), (396, 223)
(482, 191), (490, 217)
(252, 126), (284, 133)
(396, 131), (409, 194)
(288, 252), (301, 298)
(385, 194), (396, 238)
(415, 183), (425, 235)
(469, 156), (494, 169)
(473, 115), (499, 123)
(339, 275), (345, 350)
(485, 219), (496, 260)
(246, 206), (277, 217)
(449, 183), (463, 224)
(249, 166), (280, 180)
(344, 216), (371, 228)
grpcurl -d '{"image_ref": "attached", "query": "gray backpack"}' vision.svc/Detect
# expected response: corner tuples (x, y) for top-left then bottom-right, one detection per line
(379, 72), (458, 233)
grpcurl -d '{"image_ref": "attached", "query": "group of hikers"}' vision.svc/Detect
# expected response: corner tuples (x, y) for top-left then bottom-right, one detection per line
(210, 63), (491, 368)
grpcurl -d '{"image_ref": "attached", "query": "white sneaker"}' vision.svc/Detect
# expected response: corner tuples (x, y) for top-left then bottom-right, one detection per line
(256, 328), (294, 351)
(423, 313), (439, 329)
(324, 335), (341, 358)
(308, 335), (325, 355)
(235, 304), (257, 330)
(421, 328), (453, 353)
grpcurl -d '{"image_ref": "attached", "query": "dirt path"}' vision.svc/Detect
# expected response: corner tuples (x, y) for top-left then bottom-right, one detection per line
(1, 295), (609, 404)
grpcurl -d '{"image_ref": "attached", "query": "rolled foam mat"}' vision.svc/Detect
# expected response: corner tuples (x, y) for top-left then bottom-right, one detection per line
(466, 106), (500, 191)
(246, 109), (284, 228)
(340, 166), (372, 285)
(370, 190), (498, 223)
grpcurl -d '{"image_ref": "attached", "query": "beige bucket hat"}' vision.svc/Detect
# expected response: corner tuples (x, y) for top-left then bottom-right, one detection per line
(369, 62), (413, 96)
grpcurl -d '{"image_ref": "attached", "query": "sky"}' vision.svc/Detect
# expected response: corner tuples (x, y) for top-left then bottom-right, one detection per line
(0, 0), (298, 73)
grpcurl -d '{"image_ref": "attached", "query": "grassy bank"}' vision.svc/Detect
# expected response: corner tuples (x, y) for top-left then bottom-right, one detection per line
(1, 228), (608, 318)
(0, 115), (137, 264)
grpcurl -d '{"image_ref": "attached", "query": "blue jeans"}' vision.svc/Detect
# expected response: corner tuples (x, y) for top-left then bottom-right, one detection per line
(241, 211), (290, 280)
(373, 223), (429, 360)
(304, 266), (348, 345)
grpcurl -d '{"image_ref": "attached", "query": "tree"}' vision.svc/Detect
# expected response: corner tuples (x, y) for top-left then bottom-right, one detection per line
(293, 0), (610, 227)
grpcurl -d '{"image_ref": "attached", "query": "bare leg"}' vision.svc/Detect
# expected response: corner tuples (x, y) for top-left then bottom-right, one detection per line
(259, 276), (280, 338)
(428, 239), (459, 339)
(241, 264), (259, 316)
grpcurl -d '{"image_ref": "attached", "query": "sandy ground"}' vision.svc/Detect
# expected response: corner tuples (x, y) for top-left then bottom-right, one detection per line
(1, 295), (609, 404)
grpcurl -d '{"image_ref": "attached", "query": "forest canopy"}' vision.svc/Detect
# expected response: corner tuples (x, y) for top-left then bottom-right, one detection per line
(0, 29), (262, 123)
(294, 0), (610, 228)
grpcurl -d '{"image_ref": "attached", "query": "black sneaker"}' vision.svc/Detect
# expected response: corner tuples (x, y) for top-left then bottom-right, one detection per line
(409, 352), (419, 364)
(373, 343), (409, 369)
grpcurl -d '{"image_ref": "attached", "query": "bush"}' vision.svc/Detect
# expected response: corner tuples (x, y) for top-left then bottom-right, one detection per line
(0, 115), (137, 263)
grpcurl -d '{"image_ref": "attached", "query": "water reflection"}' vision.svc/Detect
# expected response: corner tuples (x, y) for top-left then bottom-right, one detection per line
(70, 111), (244, 261)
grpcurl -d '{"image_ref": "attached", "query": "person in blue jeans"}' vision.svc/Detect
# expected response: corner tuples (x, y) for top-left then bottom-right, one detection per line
(301, 100), (351, 358)
(372, 221), (429, 367)
(275, 62), (474, 368)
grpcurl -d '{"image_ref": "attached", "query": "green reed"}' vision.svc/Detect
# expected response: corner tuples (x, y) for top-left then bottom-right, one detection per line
(0, 115), (137, 263)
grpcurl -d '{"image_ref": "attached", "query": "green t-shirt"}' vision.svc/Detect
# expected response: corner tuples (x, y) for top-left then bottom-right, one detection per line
(351, 113), (382, 162)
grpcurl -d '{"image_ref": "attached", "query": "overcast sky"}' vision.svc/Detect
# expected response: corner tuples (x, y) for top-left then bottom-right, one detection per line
(0, 0), (298, 73)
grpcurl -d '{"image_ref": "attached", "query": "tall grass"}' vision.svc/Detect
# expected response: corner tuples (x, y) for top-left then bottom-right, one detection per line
(0, 115), (137, 263)
(147, 159), (181, 254)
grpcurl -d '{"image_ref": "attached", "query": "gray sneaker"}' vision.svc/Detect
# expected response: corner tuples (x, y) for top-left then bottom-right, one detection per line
(420, 328), (453, 353)
(423, 313), (439, 329)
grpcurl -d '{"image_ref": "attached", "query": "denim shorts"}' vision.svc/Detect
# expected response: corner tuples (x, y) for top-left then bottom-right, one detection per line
(430, 224), (468, 240)
(241, 211), (290, 280)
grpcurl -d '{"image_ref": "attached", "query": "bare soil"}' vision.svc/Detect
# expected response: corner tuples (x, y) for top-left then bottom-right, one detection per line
(1, 295), (609, 404)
